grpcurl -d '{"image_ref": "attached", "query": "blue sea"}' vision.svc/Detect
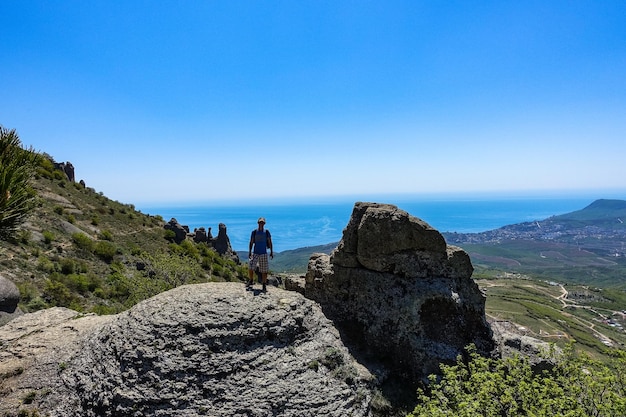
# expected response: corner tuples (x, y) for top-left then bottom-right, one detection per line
(138, 194), (619, 252)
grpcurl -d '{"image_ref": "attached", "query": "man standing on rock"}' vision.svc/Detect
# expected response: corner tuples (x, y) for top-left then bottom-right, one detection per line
(247, 217), (273, 292)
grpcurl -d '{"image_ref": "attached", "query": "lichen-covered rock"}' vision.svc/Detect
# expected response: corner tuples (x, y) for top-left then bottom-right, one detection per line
(304, 202), (494, 381)
(0, 283), (374, 417)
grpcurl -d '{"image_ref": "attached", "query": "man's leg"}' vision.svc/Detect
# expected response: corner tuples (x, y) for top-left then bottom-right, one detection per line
(247, 255), (255, 287)
(259, 254), (269, 292)
(247, 268), (254, 286)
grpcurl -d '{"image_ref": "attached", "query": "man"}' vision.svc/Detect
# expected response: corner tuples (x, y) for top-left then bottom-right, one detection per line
(247, 217), (273, 292)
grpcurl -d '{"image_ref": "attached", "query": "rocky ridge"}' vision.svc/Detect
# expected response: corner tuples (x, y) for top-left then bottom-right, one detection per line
(0, 201), (548, 416)
(0, 283), (373, 416)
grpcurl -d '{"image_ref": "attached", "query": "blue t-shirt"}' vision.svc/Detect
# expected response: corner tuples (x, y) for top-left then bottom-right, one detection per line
(251, 229), (271, 254)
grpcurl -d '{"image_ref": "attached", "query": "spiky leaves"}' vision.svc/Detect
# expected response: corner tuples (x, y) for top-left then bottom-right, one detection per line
(0, 126), (40, 239)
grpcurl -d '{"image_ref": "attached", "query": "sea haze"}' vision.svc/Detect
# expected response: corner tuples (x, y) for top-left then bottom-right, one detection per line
(139, 195), (608, 252)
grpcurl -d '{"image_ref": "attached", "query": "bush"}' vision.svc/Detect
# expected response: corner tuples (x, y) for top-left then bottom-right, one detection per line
(98, 229), (113, 241)
(43, 280), (74, 307)
(164, 229), (176, 242)
(37, 256), (55, 273)
(409, 344), (626, 417)
(59, 258), (75, 274)
(42, 230), (54, 244)
(94, 241), (117, 262)
(72, 233), (94, 252)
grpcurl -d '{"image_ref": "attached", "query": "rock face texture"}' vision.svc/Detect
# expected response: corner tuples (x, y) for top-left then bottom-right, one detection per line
(0, 283), (373, 417)
(304, 202), (494, 381)
(0, 275), (22, 326)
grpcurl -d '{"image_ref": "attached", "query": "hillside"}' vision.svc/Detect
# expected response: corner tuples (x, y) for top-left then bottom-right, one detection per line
(444, 199), (626, 288)
(0, 159), (247, 315)
(476, 273), (626, 358)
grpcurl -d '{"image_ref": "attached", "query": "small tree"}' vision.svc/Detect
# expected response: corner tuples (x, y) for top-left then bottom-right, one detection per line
(0, 126), (40, 239)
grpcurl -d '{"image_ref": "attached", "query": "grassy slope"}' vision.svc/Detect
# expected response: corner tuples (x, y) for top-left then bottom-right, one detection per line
(477, 273), (626, 359)
(0, 165), (247, 314)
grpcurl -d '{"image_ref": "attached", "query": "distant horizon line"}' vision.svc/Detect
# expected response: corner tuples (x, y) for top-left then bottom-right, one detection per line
(131, 188), (626, 210)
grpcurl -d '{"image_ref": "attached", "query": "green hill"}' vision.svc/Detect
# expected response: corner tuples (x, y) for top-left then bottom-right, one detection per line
(0, 156), (247, 315)
(552, 198), (626, 226)
(444, 199), (626, 288)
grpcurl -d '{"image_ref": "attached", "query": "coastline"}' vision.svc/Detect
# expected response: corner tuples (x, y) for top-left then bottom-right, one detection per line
(137, 194), (623, 252)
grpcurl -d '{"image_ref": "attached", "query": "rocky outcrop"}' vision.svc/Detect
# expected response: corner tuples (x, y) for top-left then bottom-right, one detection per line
(214, 222), (239, 263)
(0, 275), (22, 326)
(53, 161), (75, 182)
(165, 221), (239, 263)
(193, 226), (208, 243)
(164, 217), (187, 244)
(304, 202), (494, 382)
(0, 283), (373, 417)
(490, 321), (556, 371)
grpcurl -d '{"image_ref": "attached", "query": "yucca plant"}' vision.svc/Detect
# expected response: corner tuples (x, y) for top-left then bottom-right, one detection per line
(0, 126), (41, 239)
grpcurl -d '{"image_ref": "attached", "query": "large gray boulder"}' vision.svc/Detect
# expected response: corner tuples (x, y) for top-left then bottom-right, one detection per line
(304, 202), (494, 382)
(0, 283), (374, 417)
(0, 275), (22, 325)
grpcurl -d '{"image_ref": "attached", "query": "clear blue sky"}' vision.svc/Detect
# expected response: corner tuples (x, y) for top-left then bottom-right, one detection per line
(2, 1), (625, 205)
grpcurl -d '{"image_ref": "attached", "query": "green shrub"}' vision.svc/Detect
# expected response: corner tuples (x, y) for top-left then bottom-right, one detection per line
(37, 256), (55, 273)
(53, 206), (64, 215)
(98, 229), (113, 241)
(164, 229), (176, 242)
(17, 229), (31, 244)
(25, 297), (48, 312)
(91, 215), (100, 226)
(179, 240), (200, 260)
(64, 274), (90, 294)
(42, 230), (54, 244)
(17, 282), (38, 303)
(72, 233), (94, 252)
(59, 258), (75, 275)
(43, 280), (74, 307)
(409, 344), (626, 417)
(94, 241), (116, 262)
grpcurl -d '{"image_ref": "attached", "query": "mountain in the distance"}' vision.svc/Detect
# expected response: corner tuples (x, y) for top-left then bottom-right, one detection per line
(443, 199), (626, 287)
(551, 199), (626, 226)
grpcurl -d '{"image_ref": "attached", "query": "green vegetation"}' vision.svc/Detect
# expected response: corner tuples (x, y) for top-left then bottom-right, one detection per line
(0, 126), (41, 239)
(0, 150), (248, 314)
(409, 344), (626, 417)
(478, 275), (626, 359)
